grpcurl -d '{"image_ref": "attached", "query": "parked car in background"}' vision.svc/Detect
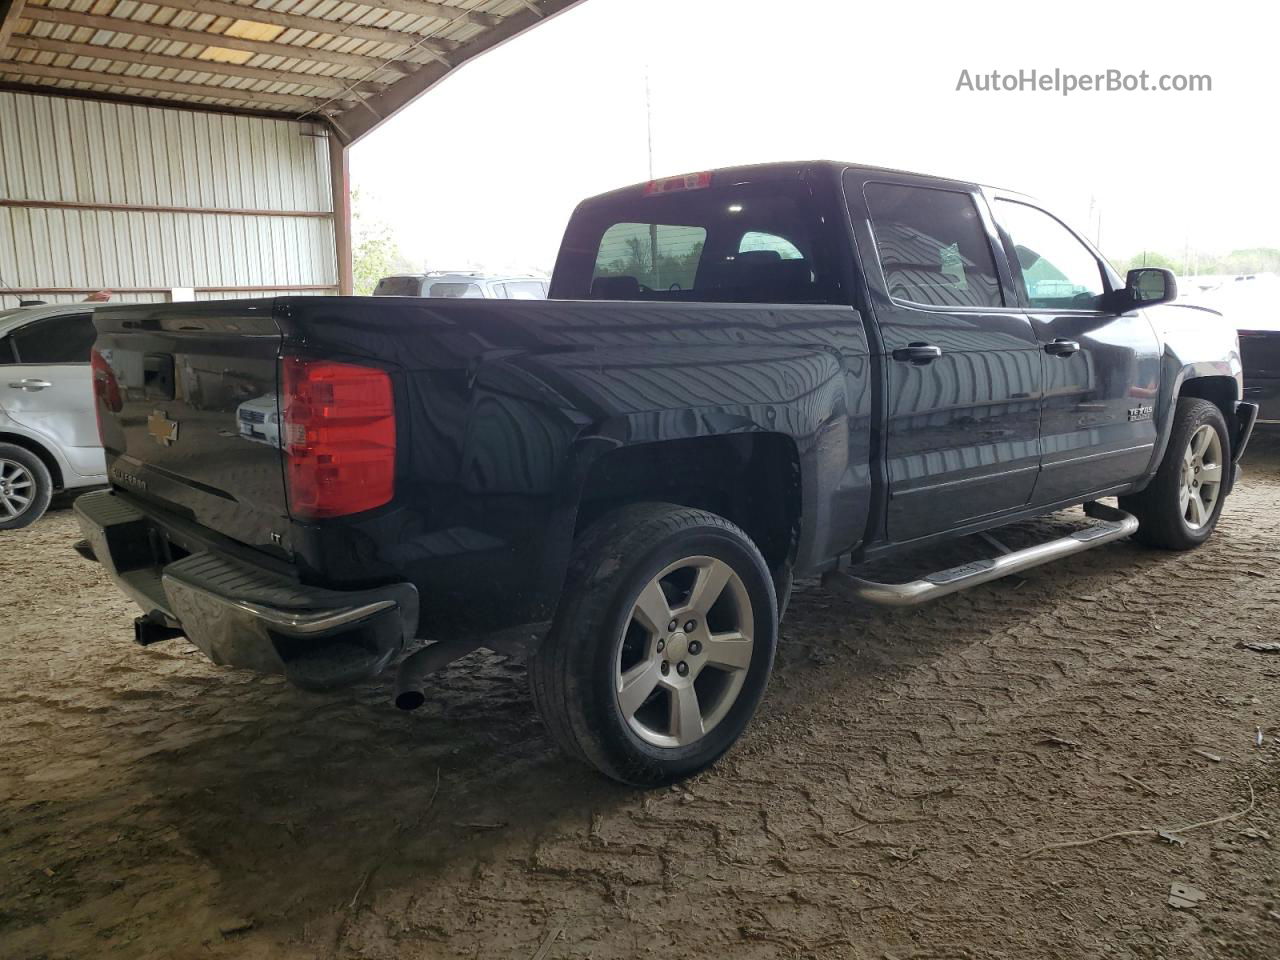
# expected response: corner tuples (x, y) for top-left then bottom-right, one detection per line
(236, 393), (281, 447)
(0, 303), (106, 528)
(1240, 324), (1279, 425)
(1188, 274), (1279, 425)
(373, 271), (549, 300)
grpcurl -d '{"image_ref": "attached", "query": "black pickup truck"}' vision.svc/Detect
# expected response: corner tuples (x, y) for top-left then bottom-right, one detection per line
(78, 162), (1257, 785)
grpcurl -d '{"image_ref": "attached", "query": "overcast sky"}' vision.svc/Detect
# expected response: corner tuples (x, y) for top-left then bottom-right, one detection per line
(350, 0), (1278, 275)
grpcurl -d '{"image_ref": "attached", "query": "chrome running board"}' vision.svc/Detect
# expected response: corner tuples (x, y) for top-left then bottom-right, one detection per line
(821, 503), (1139, 608)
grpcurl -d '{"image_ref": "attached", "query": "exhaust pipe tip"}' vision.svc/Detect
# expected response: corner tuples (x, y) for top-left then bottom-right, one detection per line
(392, 639), (485, 711)
(394, 689), (426, 711)
(134, 615), (184, 647)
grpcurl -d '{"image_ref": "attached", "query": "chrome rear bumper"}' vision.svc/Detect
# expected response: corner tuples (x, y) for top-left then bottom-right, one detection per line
(74, 490), (418, 690)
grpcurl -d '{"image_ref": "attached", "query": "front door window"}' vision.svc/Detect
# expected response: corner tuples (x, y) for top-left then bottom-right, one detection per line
(996, 201), (1108, 311)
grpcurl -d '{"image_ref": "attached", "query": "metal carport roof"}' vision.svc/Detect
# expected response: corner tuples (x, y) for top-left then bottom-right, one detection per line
(0, 0), (585, 145)
(0, 0), (585, 295)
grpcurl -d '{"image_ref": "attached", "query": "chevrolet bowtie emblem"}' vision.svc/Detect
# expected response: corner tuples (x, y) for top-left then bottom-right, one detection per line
(147, 410), (179, 446)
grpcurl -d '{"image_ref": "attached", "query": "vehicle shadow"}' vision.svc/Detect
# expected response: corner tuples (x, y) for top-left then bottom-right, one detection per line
(110, 432), (1280, 951)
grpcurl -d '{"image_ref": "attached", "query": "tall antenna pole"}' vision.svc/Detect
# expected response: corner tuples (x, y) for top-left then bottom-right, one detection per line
(644, 65), (655, 180)
(645, 64), (658, 286)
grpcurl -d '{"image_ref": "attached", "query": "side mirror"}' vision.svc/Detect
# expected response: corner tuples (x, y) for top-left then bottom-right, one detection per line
(1124, 267), (1177, 309)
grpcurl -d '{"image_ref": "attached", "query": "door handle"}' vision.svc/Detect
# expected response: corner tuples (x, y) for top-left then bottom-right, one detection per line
(892, 343), (943, 365)
(8, 378), (52, 391)
(1044, 339), (1080, 357)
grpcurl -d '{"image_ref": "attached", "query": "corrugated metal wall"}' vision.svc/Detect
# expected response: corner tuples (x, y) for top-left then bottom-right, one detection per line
(0, 90), (337, 308)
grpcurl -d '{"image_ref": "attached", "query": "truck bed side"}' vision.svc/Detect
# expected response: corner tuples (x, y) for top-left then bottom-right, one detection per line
(94, 295), (874, 639)
(275, 296), (873, 634)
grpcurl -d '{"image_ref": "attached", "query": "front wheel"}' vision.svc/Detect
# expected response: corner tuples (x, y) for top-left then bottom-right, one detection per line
(529, 503), (778, 786)
(1121, 397), (1230, 550)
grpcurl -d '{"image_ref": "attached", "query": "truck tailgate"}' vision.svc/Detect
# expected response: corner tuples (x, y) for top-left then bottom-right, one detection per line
(92, 301), (288, 553)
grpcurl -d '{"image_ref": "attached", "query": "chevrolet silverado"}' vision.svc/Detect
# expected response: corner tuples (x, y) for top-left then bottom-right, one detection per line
(77, 162), (1257, 785)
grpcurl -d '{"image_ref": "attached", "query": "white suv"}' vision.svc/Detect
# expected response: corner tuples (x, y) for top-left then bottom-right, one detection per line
(373, 272), (549, 299)
(0, 304), (107, 529)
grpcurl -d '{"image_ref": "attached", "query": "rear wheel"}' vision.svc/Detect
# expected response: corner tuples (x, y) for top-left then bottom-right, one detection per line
(529, 503), (778, 786)
(1121, 398), (1229, 550)
(0, 444), (53, 530)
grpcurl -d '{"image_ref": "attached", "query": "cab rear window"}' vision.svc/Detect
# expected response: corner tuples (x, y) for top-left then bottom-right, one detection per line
(593, 223), (706, 294)
(554, 178), (840, 304)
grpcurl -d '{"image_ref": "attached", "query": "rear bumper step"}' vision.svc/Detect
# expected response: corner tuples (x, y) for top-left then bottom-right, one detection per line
(822, 503), (1138, 608)
(74, 490), (419, 690)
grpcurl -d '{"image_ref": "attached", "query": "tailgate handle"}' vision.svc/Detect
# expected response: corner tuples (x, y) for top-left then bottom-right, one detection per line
(8, 378), (52, 391)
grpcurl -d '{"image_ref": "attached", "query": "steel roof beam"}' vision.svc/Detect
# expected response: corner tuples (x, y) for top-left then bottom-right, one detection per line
(8, 35), (381, 97)
(21, 8), (427, 75)
(0, 0), (29, 54)
(326, 0), (584, 144)
(7, 60), (335, 111)
(134, 0), (476, 52)
(335, 0), (500, 29)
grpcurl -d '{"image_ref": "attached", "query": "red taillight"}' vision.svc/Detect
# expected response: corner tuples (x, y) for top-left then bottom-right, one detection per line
(643, 171), (712, 196)
(90, 347), (121, 442)
(281, 357), (396, 519)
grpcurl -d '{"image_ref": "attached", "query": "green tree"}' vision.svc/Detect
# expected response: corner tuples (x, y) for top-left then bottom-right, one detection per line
(1109, 247), (1280, 276)
(351, 190), (414, 295)
(1110, 250), (1180, 275)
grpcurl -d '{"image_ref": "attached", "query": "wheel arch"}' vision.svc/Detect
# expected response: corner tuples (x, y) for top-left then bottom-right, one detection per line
(1137, 366), (1242, 492)
(1177, 373), (1239, 424)
(1177, 372), (1248, 467)
(572, 432), (802, 577)
(0, 430), (63, 489)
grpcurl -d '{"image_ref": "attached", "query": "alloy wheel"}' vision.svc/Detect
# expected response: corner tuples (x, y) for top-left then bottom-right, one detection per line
(0, 458), (35, 520)
(1179, 423), (1223, 530)
(614, 556), (755, 748)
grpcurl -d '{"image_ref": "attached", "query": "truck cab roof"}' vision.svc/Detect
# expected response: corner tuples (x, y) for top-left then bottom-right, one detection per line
(576, 160), (1007, 207)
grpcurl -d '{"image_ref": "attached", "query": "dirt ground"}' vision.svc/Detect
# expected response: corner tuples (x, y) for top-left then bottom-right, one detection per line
(3, 436), (1279, 960)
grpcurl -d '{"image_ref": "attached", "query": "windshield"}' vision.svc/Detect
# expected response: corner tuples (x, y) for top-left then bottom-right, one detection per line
(551, 177), (841, 304)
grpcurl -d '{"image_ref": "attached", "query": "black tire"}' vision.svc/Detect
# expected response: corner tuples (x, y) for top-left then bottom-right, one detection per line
(529, 502), (778, 786)
(0, 443), (53, 530)
(1120, 398), (1230, 550)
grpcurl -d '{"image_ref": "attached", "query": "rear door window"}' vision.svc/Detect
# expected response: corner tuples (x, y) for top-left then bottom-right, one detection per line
(498, 281), (549, 300)
(865, 183), (1004, 309)
(428, 282), (484, 298)
(10, 312), (96, 363)
(374, 277), (423, 297)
